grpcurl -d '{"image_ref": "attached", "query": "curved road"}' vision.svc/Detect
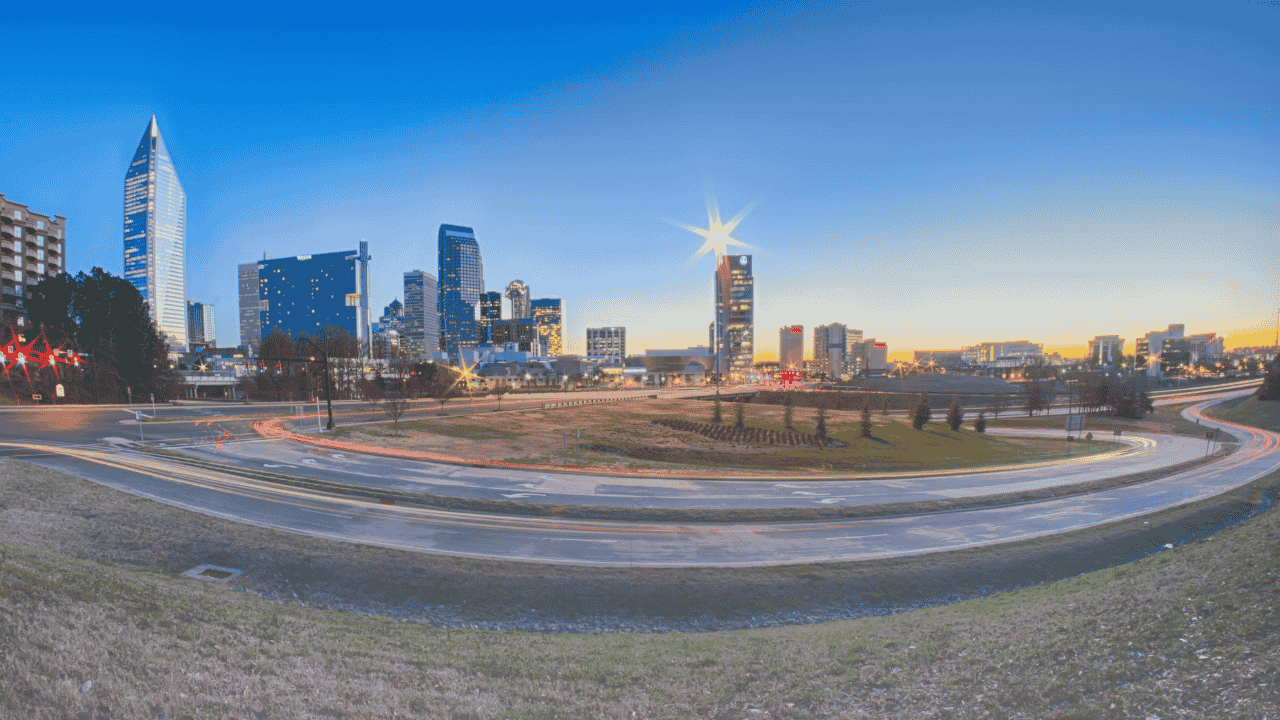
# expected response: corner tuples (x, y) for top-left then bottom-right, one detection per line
(0, 388), (1272, 567)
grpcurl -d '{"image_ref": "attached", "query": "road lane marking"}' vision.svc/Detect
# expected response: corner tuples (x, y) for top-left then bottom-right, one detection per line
(817, 498), (844, 504)
(264, 464), (298, 469)
(502, 492), (546, 498)
(826, 534), (889, 540)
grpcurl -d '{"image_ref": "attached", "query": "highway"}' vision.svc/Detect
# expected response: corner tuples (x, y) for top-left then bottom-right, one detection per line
(0, 387), (1271, 567)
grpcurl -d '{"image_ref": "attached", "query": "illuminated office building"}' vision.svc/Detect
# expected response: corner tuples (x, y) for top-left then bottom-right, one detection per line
(586, 327), (625, 360)
(123, 115), (188, 351)
(438, 224), (484, 355)
(253, 250), (361, 341)
(478, 290), (502, 342)
(403, 270), (437, 358)
(813, 323), (847, 379)
(531, 298), (563, 356)
(714, 254), (754, 379)
(506, 280), (531, 319)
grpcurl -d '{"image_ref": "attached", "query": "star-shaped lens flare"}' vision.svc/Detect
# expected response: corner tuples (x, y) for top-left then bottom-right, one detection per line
(675, 191), (756, 265)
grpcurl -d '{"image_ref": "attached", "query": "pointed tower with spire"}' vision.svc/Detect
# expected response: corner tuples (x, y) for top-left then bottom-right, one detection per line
(124, 115), (188, 352)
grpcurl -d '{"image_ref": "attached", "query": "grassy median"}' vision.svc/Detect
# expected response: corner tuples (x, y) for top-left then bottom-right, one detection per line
(331, 399), (1120, 473)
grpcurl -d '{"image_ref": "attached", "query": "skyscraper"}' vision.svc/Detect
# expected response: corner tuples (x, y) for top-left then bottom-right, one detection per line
(403, 270), (438, 358)
(813, 323), (847, 379)
(187, 301), (216, 346)
(238, 262), (263, 355)
(255, 250), (361, 341)
(438, 224), (483, 355)
(531, 298), (563, 356)
(715, 254), (754, 380)
(124, 115), (187, 351)
(479, 290), (502, 343)
(506, 280), (531, 319)
(779, 325), (804, 369)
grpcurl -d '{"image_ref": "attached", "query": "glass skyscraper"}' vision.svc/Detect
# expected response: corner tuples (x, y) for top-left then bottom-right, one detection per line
(124, 115), (187, 351)
(437, 224), (483, 355)
(479, 290), (502, 343)
(402, 270), (438, 358)
(715, 254), (754, 380)
(187, 301), (216, 346)
(531, 298), (563, 356)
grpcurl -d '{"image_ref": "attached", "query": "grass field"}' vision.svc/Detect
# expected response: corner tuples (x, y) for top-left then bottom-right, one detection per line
(1205, 395), (1280, 432)
(331, 399), (1119, 473)
(2, 453), (1279, 718)
(986, 401), (1237, 442)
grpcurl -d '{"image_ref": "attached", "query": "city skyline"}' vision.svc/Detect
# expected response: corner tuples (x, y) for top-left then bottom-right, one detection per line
(2, 3), (1276, 360)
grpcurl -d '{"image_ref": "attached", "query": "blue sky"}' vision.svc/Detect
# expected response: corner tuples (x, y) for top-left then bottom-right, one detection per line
(3, 1), (1276, 359)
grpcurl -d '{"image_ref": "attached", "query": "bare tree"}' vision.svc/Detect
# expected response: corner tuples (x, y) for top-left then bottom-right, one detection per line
(383, 357), (411, 433)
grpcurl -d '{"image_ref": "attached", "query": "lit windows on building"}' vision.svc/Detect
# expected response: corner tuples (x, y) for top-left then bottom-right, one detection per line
(123, 115), (188, 351)
(255, 251), (360, 341)
(437, 224), (484, 355)
(1, 194), (66, 330)
(586, 326), (625, 361)
(715, 254), (753, 379)
(531, 298), (563, 356)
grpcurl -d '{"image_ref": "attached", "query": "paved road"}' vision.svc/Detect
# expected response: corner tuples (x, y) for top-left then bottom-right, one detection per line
(0, 389), (1270, 567)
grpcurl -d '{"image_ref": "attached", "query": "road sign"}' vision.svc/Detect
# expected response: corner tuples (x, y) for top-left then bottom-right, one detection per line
(31, 394), (42, 401)
(1065, 414), (1085, 432)
(55, 384), (65, 398)
(1206, 430), (1214, 440)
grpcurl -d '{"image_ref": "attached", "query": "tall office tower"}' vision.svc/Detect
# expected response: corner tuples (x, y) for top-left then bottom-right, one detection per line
(238, 262), (263, 354)
(402, 270), (437, 358)
(255, 250), (361, 341)
(479, 290), (502, 343)
(779, 325), (804, 369)
(586, 327), (625, 360)
(491, 318), (537, 352)
(124, 116), (188, 351)
(506, 280), (531, 319)
(846, 328), (864, 375)
(437, 224), (483, 355)
(813, 323), (847, 379)
(531, 298), (563, 356)
(714, 255), (754, 380)
(0, 194), (66, 330)
(186, 301), (216, 346)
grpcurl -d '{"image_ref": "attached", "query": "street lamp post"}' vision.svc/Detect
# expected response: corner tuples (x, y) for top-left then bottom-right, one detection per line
(300, 338), (335, 430)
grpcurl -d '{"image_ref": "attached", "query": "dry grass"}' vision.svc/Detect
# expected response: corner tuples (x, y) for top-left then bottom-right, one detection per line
(1, 453), (1279, 718)
(330, 399), (1118, 473)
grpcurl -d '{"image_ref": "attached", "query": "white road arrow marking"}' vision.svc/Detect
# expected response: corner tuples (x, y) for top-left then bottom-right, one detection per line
(775, 483), (808, 488)
(301, 459), (319, 465)
(502, 493), (546, 498)
(817, 498), (845, 504)
(791, 491), (823, 496)
(520, 483), (542, 489)
(330, 453), (346, 459)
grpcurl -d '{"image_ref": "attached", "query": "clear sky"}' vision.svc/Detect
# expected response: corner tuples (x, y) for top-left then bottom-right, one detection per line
(3, 1), (1276, 361)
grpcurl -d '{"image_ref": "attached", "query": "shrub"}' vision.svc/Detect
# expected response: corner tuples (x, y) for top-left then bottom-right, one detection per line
(784, 393), (795, 430)
(816, 406), (827, 439)
(860, 403), (873, 438)
(974, 410), (987, 433)
(734, 399), (745, 429)
(946, 396), (964, 432)
(713, 395), (722, 424)
(912, 393), (932, 430)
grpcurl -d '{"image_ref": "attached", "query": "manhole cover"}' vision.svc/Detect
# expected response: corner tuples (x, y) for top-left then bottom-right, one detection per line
(182, 563), (245, 582)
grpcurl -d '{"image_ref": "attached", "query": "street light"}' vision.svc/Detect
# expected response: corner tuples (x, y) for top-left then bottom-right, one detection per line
(299, 336), (335, 430)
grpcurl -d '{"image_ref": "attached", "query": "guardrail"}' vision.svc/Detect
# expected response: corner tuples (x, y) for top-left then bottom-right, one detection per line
(543, 394), (658, 409)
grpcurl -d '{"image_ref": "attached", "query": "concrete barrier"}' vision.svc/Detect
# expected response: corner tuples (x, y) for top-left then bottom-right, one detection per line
(543, 394), (659, 410)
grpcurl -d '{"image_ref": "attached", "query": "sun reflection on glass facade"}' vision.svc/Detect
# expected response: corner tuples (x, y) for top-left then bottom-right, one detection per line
(123, 115), (187, 351)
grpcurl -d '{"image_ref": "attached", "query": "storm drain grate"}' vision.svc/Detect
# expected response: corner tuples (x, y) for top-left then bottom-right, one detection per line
(182, 563), (245, 582)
